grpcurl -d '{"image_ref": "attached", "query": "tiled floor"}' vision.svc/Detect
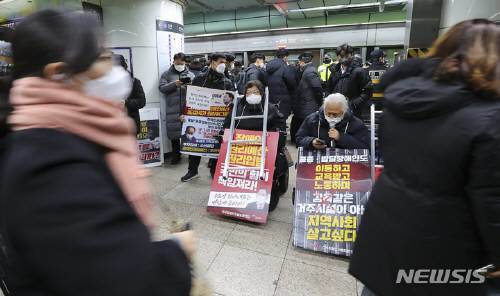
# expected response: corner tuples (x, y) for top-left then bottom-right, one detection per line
(150, 143), (362, 296)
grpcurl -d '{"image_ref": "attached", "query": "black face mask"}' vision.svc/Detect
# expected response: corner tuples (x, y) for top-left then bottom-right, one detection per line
(340, 57), (351, 67)
(323, 58), (332, 64)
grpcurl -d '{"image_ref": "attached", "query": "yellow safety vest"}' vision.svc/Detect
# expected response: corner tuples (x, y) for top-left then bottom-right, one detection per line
(318, 62), (333, 82)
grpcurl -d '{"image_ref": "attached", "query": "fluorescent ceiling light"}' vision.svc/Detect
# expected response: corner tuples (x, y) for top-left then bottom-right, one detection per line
(287, 0), (407, 13)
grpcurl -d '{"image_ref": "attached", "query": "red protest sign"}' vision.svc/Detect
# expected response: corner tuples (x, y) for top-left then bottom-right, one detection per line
(293, 148), (372, 256)
(207, 129), (279, 224)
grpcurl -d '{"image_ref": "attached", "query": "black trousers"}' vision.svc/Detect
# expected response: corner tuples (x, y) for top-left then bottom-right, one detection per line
(290, 116), (305, 143)
(171, 139), (180, 156)
(188, 155), (201, 173)
(188, 156), (217, 176)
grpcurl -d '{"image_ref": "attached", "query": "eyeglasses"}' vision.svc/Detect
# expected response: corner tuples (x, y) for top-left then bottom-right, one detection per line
(246, 90), (261, 96)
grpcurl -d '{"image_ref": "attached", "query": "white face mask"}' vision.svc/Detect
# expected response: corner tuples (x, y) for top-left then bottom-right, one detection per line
(82, 66), (132, 102)
(325, 114), (343, 126)
(216, 63), (226, 74)
(246, 94), (262, 105)
(174, 64), (185, 72)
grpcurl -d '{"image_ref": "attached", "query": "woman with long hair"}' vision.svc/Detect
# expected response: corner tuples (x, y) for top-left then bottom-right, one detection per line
(0, 10), (194, 296)
(349, 19), (500, 296)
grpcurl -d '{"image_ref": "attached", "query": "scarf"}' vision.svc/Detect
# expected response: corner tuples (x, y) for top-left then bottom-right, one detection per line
(8, 77), (155, 228)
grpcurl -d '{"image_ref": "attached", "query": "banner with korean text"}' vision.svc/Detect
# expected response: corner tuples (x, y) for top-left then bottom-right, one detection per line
(207, 129), (279, 224)
(293, 148), (372, 256)
(181, 85), (235, 158)
(137, 108), (163, 167)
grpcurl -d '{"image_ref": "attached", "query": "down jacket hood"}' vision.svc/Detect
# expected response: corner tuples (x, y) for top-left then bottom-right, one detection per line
(266, 58), (285, 75)
(383, 58), (476, 120)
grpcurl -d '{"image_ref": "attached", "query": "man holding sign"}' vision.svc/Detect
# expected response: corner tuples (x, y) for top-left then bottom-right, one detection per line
(181, 53), (235, 182)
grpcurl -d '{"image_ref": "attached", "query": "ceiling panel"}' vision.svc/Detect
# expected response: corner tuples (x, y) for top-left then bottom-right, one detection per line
(187, 0), (261, 12)
(304, 10), (326, 18)
(299, 0), (326, 9)
(323, 0), (350, 5)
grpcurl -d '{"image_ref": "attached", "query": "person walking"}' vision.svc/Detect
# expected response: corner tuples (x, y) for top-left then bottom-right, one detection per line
(349, 19), (500, 296)
(0, 10), (195, 296)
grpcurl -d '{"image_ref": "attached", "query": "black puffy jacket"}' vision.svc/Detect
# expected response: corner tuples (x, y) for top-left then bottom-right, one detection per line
(293, 63), (323, 119)
(192, 68), (235, 91)
(244, 64), (267, 86)
(223, 99), (286, 133)
(295, 107), (369, 150)
(125, 78), (146, 133)
(266, 58), (297, 118)
(0, 77), (10, 139)
(222, 98), (287, 163)
(0, 129), (192, 296)
(327, 62), (372, 117)
(349, 58), (500, 296)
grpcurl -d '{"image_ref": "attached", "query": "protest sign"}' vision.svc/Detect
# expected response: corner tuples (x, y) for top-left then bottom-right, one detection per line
(293, 148), (372, 256)
(137, 108), (163, 167)
(207, 129), (279, 224)
(180, 86), (235, 158)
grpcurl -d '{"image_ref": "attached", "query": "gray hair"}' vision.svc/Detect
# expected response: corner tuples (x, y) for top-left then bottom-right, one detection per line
(323, 93), (349, 112)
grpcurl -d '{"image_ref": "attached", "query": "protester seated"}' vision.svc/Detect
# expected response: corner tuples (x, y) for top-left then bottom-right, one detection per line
(223, 80), (285, 133)
(296, 93), (369, 150)
(220, 80), (287, 211)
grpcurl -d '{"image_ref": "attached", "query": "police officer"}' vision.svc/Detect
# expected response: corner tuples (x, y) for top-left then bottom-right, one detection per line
(366, 49), (388, 110)
(318, 53), (334, 91)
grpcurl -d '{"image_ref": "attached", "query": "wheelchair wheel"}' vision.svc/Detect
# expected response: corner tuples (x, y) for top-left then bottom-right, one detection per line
(278, 168), (289, 194)
(269, 181), (281, 212)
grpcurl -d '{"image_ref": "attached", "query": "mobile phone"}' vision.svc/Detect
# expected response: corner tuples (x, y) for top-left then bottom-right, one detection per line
(180, 77), (191, 84)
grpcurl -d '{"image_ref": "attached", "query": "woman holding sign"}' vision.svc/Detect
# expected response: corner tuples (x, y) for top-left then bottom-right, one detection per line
(221, 80), (287, 211)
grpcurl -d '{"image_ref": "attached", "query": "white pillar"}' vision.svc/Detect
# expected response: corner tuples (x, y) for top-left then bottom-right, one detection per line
(101, 0), (185, 153)
(102, 0), (184, 108)
(440, 0), (500, 34)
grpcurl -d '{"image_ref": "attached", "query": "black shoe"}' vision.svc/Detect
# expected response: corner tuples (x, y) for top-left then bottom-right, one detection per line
(181, 171), (199, 182)
(170, 154), (181, 165)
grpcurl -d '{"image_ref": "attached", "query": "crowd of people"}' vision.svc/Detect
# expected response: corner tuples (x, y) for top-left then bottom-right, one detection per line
(158, 44), (378, 183)
(0, 7), (498, 296)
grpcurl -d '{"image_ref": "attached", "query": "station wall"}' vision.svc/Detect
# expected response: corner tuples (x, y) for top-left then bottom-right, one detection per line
(185, 22), (405, 54)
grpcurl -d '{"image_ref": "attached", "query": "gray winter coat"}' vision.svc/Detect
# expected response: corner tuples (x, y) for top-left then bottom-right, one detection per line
(159, 66), (195, 141)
